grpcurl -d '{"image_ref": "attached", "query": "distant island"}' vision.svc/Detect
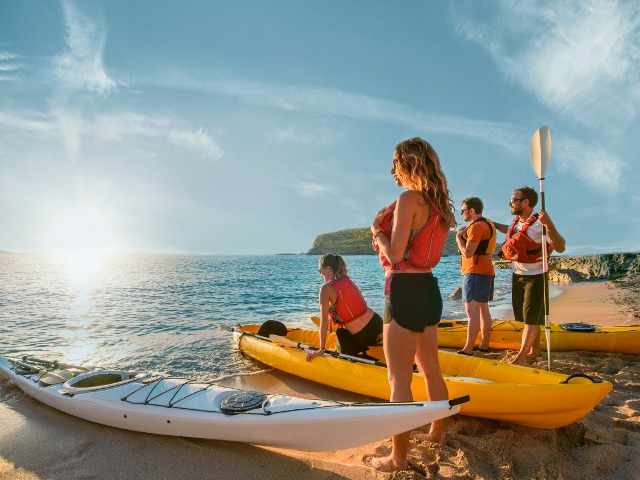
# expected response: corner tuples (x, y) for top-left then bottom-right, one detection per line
(306, 227), (460, 256)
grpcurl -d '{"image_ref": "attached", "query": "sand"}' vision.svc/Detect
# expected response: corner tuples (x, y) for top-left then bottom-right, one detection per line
(1, 280), (639, 480)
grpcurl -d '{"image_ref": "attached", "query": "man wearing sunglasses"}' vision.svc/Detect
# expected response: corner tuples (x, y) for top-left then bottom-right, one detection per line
(455, 197), (497, 356)
(493, 186), (566, 365)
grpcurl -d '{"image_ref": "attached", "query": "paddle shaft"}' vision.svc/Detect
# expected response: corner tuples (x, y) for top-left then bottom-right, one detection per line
(269, 334), (390, 368)
(540, 177), (552, 371)
(225, 324), (416, 372)
(220, 324), (382, 366)
(539, 181), (550, 315)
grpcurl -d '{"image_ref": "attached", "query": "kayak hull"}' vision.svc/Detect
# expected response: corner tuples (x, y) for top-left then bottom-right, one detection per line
(234, 325), (612, 429)
(0, 356), (462, 451)
(435, 319), (640, 354)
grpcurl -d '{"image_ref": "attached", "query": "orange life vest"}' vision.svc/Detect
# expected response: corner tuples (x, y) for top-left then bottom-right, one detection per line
(328, 277), (368, 329)
(501, 213), (552, 263)
(373, 201), (449, 273)
(463, 217), (496, 264)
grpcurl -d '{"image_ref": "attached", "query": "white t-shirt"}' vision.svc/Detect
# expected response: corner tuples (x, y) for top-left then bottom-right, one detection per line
(510, 217), (549, 275)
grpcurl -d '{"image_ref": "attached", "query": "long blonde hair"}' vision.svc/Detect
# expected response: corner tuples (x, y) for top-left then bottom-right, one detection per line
(394, 137), (456, 228)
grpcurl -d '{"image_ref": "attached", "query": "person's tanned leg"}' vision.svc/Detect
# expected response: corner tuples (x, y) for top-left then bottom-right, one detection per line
(478, 301), (492, 350)
(461, 299), (481, 354)
(415, 324), (448, 442)
(364, 321), (416, 472)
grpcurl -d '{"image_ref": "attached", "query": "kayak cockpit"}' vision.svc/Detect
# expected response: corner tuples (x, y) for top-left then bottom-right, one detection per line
(61, 370), (149, 395)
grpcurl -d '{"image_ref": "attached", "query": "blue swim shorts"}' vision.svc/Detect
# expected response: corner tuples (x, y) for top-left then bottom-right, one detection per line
(462, 273), (494, 303)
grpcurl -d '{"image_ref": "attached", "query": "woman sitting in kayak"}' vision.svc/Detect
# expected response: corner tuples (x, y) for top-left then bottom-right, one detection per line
(306, 254), (383, 361)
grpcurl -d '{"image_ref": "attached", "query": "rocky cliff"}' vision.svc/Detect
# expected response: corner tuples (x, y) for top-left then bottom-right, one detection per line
(548, 252), (640, 284)
(307, 228), (459, 256)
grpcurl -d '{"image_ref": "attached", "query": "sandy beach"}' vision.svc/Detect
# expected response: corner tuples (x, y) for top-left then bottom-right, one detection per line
(1, 280), (639, 480)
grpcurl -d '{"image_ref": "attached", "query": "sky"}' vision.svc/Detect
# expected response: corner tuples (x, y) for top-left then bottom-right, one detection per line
(1, 0), (639, 255)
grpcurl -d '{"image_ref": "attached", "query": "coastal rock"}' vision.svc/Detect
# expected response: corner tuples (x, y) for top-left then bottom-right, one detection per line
(449, 287), (462, 300)
(549, 253), (640, 284)
(548, 268), (587, 284)
(492, 253), (639, 285)
(494, 260), (512, 269)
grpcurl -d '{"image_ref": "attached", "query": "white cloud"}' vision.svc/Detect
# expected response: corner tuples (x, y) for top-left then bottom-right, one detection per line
(148, 72), (524, 154)
(46, 0), (117, 158)
(0, 111), (54, 133)
(556, 137), (626, 191)
(168, 127), (223, 160)
(0, 109), (223, 161)
(292, 182), (334, 198)
(0, 51), (17, 61)
(289, 181), (362, 212)
(53, 0), (116, 95)
(90, 112), (223, 160)
(0, 50), (20, 80)
(453, 0), (640, 126)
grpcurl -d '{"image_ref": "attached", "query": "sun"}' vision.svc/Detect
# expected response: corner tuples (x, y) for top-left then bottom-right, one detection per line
(44, 204), (123, 255)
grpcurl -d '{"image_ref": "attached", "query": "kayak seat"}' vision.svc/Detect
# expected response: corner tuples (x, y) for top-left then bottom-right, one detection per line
(39, 369), (75, 386)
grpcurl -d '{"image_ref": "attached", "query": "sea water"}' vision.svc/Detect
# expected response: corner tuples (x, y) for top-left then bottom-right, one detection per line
(0, 254), (555, 380)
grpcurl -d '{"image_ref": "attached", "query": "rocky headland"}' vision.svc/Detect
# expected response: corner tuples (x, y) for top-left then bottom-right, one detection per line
(307, 227), (459, 256)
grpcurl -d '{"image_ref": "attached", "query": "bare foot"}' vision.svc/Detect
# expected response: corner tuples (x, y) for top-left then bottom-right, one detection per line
(362, 455), (406, 472)
(510, 357), (525, 365)
(530, 349), (542, 357)
(425, 430), (445, 444)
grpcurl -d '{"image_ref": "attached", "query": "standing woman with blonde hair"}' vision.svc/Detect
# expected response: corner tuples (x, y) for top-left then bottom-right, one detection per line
(366, 137), (456, 472)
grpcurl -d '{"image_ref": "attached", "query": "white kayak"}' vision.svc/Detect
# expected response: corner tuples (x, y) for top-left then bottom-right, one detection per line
(0, 356), (468, 451)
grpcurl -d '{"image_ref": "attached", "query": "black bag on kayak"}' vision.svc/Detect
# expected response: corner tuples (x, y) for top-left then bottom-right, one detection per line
(257, 320), (288, 337)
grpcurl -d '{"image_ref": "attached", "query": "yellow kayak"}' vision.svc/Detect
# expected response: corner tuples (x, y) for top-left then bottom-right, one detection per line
(436, 319), (640, 354)
(311, 316), (640, 354)
(232, 324), (612, 429)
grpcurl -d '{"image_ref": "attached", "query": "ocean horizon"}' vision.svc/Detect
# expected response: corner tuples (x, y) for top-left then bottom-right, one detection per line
(0, 253), (560, 380)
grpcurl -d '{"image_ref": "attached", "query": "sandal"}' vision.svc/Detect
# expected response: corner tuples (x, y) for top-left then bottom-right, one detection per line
(456, 350), (473, 356)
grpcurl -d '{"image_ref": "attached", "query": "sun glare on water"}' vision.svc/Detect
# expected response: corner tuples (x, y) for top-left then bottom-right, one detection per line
(56, 251), (106, 285)
(41, 205), (127, 363)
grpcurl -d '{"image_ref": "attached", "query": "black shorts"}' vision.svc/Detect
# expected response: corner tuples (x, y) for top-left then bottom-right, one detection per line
(336, 313), (383, 355)
(511, 273), (545, 325)
(383, 273), (442, 332)
(351, 312), (383, 345)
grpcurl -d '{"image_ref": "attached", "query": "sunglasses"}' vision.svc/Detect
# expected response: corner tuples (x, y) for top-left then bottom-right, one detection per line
(509, 198), (525, 205)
